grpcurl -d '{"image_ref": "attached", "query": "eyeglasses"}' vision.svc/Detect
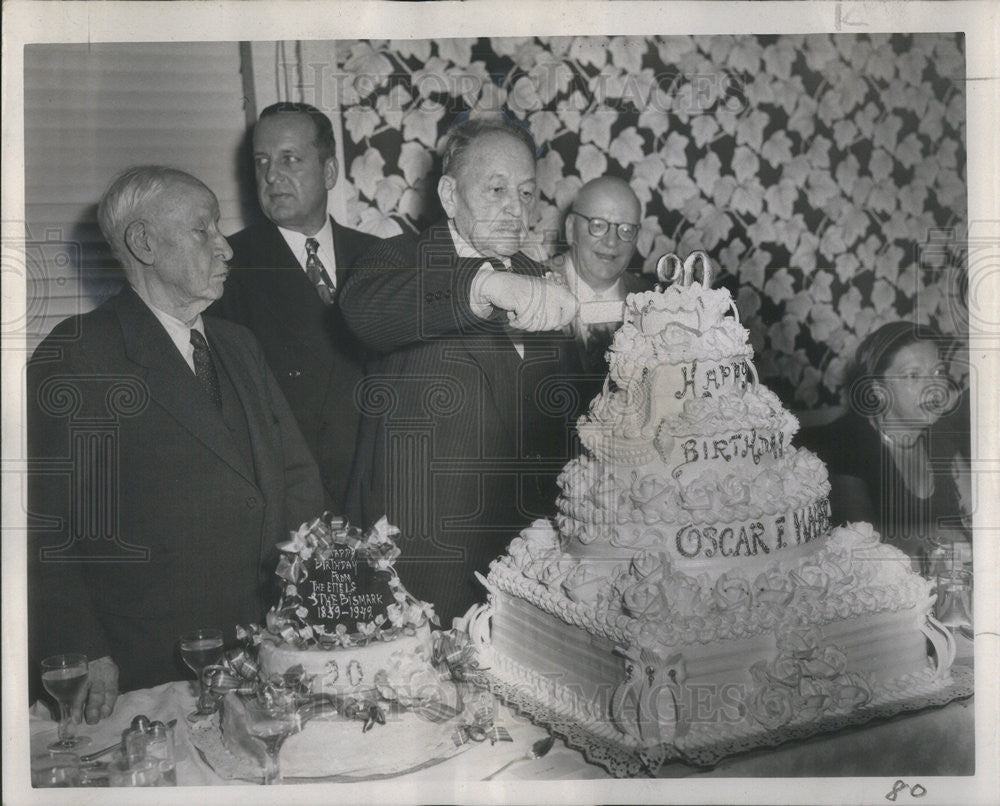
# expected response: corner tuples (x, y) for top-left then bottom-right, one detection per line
(571, 211), (639, 242)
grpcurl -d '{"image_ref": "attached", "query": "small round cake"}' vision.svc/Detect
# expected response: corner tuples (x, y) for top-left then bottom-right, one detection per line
(258, 515), (438, 697)
(258, 625), (432, 697)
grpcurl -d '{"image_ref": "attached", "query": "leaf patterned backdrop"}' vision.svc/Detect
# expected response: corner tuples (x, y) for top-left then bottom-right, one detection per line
(325, 34), (967, 409)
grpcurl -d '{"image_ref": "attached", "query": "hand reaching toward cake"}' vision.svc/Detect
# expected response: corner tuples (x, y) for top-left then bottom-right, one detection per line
(472, 270), (578, 331)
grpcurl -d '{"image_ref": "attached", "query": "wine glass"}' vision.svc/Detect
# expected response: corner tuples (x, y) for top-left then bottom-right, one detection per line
(40, 653), (92, 751)
(179, 628), (224, 722)
(243, 696), (301, 785)
(935, 569), (973, 631)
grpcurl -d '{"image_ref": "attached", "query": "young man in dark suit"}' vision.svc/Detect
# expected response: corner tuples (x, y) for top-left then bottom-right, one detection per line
(211, 102), (379, 511)
(340, 116), (579, 624)
(27, 167), (323, 716)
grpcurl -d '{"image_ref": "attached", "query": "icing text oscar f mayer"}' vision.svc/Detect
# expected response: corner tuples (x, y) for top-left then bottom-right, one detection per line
(674, 430), (785, 478)
(672, 360), (750, 401)
(675, 501), (831, 559)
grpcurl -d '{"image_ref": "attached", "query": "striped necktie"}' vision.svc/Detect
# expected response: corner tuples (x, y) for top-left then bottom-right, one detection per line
(190, 328), (222, 409)
(305, 237), (334, 304)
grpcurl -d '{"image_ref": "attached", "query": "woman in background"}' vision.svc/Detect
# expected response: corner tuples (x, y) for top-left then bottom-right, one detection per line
(800, 321), (971, 565)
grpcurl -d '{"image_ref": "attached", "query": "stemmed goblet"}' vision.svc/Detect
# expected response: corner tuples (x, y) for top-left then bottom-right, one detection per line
(179, 628), (224, 722)
(243, 694), (301, 785)
(40, 653), (92, 751)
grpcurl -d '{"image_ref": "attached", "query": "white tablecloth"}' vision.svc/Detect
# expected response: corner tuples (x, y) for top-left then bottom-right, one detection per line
(29, 665), (974, 785)
(28, 680), (606, 785)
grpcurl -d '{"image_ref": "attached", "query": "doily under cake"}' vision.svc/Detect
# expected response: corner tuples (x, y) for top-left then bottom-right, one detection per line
(473, 643), (974, 777)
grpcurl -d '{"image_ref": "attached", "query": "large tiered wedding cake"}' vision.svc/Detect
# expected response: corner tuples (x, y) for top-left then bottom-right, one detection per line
(474, 252), (957, 770)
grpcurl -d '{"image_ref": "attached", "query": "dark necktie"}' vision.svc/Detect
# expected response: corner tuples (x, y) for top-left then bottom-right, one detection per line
(305, 238), (334, 304)
(190, 328), (223, 409)
(582, 322), (616, 373)
(479, 257), (528, 357)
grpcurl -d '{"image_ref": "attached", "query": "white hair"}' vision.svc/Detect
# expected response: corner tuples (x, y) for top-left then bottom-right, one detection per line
(97, 165), (201, 268)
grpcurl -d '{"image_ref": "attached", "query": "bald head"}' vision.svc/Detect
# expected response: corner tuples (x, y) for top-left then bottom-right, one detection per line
(566, 177), (641, 291)
(575, 177), (640, 218)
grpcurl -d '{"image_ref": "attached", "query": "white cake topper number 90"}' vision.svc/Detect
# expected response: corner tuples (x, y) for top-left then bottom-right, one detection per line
(655, 251), (715, 288)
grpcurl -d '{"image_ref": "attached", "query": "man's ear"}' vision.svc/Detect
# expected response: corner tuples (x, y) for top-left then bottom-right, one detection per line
(437, 175), (457, 219)
(324, 157), (338, 191)
(124, 220), (155, 266)
(565, 212), (576, 247)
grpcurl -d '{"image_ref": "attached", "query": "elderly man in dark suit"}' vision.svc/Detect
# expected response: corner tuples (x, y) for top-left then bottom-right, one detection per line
(556, 176), (653, 411)
(340, 115), (579, 624)
(210, 102), (379, 512)
(27, 166), (323, 719)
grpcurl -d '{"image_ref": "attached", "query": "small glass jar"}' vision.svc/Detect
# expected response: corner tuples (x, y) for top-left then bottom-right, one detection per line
(108, 758), (161, 787)
(31, 752), (80, 788)
(144, 723), (177, 786)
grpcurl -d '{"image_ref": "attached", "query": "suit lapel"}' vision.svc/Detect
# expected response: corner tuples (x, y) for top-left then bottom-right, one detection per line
(205, 320), (274, 484)
(245, 220), (335, 357)
(332, 218), (357, 290)
(256, 218), (301, 269)
(115, 288), (256, 486)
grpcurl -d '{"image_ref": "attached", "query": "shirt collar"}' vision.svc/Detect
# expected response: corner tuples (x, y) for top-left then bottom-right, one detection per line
(448, 221), (512, 269)
(143, 298), (205, 372)
(277, 217), (336, 272)
(561, 252), (624, 303)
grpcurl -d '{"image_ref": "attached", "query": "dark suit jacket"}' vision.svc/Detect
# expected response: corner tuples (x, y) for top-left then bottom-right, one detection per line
(27, 286), (323, 693)
(339, 221), (582, 624)
(209, 216), (380, 511)
(559, 261), (655, 418)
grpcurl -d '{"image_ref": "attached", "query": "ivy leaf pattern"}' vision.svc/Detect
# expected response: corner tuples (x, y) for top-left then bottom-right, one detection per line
(344, 106), (380, 143)
(398, 141), (433, 187)
(374, 175), (407, 215)
(536, 150), (566, 199)
(331, 33), (965, 406)
(437, 38), (476, 67)
(553, 175), (584, 211)
(570, 36), (609, 69)
(400, 105), (443, 148)
(609, 126), (645, 168)
(576, 144), (608, 184)
(580, 107), (615, 151)
(350, 147), (386, 200)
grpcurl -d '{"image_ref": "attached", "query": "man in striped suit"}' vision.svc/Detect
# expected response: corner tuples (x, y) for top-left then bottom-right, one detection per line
(340, 116), (580, 624)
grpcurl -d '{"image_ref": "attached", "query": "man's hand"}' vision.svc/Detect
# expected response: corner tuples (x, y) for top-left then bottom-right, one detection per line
(474, 271), (578, 331)
(72, 656), (119, 724)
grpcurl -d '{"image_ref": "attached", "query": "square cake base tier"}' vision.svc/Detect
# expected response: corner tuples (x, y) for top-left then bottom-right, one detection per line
(474, 590), (971, 773)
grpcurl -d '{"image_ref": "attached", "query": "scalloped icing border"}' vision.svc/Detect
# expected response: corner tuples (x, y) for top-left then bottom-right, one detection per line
(486, 537), (932, 651)
(474, 640), (973, 774)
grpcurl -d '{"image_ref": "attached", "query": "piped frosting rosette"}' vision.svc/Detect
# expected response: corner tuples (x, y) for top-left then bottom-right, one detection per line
(268, 513), (438, 649)
(489, 520), (933, 655)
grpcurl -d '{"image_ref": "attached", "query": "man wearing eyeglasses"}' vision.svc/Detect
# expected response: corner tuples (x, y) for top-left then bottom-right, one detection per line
(558, 177), (652, 404)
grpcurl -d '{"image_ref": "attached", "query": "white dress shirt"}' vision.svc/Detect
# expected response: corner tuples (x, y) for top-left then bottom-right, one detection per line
(145, 303), (207, 375)
(560, 253), (625, 303)
(559, 253), (626, 342)
(449, 221), (523, 358)
(277, 218), (337, 286)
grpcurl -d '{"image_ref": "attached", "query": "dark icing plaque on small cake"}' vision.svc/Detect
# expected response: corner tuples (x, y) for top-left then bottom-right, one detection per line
(269, 514), (436, 646)
(301, 546), (393, 633)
